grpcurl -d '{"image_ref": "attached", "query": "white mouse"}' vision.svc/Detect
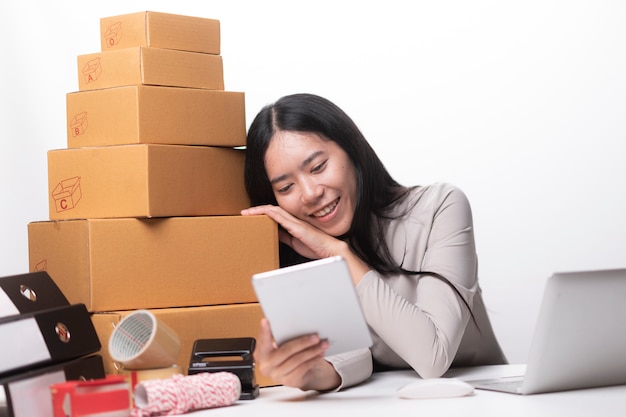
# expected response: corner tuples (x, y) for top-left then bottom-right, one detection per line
(397, 378), (475, 399)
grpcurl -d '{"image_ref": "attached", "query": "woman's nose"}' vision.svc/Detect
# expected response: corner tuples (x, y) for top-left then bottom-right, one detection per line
(300, 179), (323, 205)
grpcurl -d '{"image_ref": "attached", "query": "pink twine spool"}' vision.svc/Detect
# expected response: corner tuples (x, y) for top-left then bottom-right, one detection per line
(132, 372), (241, 417)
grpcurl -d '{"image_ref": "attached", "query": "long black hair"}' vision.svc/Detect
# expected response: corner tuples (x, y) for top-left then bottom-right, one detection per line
(244, 93), (413, 273)
(245, 93), (479, 327)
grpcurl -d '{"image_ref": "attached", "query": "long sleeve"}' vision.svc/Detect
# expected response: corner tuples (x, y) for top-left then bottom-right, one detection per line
(326, 183), (505, 388)
(325, 348), (373, 390)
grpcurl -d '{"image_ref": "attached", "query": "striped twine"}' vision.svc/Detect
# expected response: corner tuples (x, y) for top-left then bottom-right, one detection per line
(132, 372), (241, 417)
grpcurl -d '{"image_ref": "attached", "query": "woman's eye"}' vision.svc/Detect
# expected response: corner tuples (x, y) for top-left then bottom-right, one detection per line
(277, 184), (293, 193)
(311, 160), (327, 173)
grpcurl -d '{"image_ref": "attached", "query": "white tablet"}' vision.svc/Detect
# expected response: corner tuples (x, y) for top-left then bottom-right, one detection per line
(251, 256), (373, 356)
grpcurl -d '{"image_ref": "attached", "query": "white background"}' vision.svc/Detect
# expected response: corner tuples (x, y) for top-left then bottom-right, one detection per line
(1, 1), (625, 364)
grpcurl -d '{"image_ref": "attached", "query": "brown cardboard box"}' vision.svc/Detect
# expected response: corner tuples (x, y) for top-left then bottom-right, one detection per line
(100, 11), (220, 54)
(91, 303), (278, 387)
(47, 144), (249, 220)
(77, 47), (224, 91)
(28, 215), (279, 311)
(66, 86), (245, 148)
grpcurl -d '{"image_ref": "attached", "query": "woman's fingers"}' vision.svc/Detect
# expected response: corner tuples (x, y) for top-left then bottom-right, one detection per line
(242, 205), (303, 232)
(242, 205), (329, 258)
(253, 319), (329, 388)
(253, 318), (275, 361)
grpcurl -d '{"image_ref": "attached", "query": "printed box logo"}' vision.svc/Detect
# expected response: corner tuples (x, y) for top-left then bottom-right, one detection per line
(34, 259), (47, 272)
(70, 112), (88, 137)
(82, 58), (102, 84)
(52, 176), (82, 213)
(104, 21), (122, 47)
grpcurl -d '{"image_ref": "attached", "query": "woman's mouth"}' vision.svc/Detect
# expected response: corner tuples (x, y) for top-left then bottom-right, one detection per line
(312, 198), (339, 218)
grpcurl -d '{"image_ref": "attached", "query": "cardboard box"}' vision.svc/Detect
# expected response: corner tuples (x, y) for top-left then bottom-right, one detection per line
(66, 86), (245, 148)
(28, 215), (279, 311)
(100, 11), (220, 54)
(48, 144), (249, 220)
(91, 304), (277, 388)
(77, 47), (224, 91)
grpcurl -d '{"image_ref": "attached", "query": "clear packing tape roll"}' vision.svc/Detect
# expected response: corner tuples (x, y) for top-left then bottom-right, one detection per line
(109, 310), (181, 370)
(131, 372), (242, 417)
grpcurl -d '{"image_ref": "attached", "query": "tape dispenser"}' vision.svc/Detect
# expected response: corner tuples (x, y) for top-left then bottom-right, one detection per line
(188, 337), (259, 400)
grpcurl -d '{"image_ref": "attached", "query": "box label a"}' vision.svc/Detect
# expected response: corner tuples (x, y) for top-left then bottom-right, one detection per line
(82, 58), (102, 84)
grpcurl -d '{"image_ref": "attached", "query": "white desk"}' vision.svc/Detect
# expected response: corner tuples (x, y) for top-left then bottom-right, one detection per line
(189, 365), (626, 417)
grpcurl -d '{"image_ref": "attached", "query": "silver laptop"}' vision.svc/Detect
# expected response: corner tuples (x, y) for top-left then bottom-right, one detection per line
(471, 268), (626, 394)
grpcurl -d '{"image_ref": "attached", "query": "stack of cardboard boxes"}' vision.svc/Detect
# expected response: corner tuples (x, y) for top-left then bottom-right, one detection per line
(27, 11), (279, 388)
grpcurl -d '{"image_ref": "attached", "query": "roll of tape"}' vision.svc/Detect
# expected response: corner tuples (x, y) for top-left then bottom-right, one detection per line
(109, 310), (181, 370)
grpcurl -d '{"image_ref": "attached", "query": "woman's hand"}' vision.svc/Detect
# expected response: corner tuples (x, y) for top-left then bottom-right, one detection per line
(241, 205), (339, 260)
(254, 318), (341, 391)
(241, 205), (370, 285)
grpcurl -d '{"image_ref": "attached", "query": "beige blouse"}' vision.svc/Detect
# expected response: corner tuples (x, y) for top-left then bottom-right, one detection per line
(326, 182), (507, 389)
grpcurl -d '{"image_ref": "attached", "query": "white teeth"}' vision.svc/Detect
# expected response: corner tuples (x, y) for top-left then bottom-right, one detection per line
(313, 199), (338, 218)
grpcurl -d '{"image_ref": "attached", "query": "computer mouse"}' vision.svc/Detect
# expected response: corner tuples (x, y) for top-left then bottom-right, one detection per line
(396, 377), (475, 399)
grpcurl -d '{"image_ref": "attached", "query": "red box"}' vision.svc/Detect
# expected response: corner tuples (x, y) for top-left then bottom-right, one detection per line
(50, 375), (130, 417)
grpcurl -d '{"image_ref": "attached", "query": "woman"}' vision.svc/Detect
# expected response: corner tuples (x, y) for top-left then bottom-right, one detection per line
(241, 93), (507, 392)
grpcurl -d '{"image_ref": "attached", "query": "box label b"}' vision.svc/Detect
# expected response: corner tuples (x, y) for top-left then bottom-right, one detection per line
(70, 112), (88, 137)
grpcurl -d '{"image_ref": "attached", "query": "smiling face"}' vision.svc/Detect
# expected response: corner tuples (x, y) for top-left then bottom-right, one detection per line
(264, 130), (358, 237)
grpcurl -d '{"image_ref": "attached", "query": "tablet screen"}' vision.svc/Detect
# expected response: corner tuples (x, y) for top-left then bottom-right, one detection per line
(251, 256), (372, 356)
